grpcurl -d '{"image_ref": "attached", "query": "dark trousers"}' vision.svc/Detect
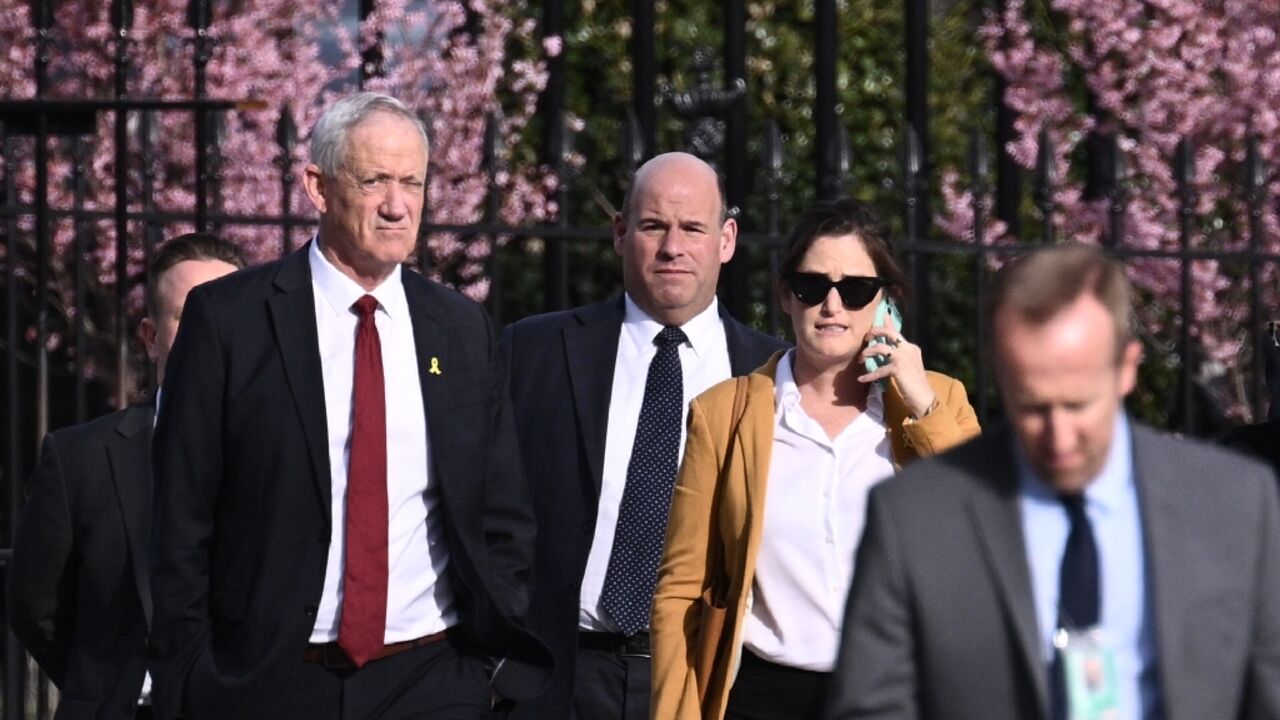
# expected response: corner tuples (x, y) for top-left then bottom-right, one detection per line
(571, 641), (651, 720)
(725, 650), (831, 720)
(285, 636), (493, 720)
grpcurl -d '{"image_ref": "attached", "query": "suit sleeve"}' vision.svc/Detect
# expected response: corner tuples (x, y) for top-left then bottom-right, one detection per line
(481, 309), (537, 621)
(1245, 467), (1280, 719)
(6, 433), (75, 687)
(823, 486), (919, 720)
(651, 397), (720, 720)
(150, 284), (225, 719)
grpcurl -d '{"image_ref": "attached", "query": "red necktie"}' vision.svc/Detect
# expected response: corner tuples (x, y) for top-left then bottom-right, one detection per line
(338, 294), (388, 667)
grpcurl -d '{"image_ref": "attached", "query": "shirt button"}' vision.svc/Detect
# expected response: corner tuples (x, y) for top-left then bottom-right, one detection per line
(825, 537), (834, 544)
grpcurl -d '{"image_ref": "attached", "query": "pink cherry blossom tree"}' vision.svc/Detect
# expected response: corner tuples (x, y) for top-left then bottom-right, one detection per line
(0, 0), (554, 398)
(938, 0), (1280, 420)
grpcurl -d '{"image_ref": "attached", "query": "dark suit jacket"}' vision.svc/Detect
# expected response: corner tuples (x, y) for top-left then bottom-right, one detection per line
(824, 422), (1280, 720)
(1223, 419), (1280, 478)
(500, 297), (788, 718)
(150, 244), (549, 720)
(8, 405), (154, 720)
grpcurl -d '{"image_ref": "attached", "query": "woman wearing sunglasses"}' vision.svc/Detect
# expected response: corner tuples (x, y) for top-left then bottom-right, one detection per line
(651, 198), (981, 720)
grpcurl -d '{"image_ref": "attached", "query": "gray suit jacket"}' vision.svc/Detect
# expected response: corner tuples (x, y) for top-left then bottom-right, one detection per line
(824, 421), (1280, 720)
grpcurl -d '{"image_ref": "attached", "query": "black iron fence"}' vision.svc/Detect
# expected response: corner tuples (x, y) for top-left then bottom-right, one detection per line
(4, 0), (1280, 718)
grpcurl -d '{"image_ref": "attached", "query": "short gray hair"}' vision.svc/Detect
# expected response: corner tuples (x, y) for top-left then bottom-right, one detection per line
(309, 92), (430, 176)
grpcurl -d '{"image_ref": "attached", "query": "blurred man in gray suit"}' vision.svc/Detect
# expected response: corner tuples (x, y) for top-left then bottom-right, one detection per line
(825, 243), (1280, 720)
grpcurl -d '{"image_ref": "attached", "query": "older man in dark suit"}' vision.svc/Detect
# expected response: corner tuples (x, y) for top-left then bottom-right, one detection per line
(150, 92), (548, 720)
(7, 233), (244, 720)
(824, 244), (1280, 720)
(502, 152), (787, 719)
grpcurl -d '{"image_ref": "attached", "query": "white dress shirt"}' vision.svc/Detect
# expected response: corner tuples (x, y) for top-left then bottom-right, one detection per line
(578, 295), (733, 632)
(742, 349), (895, 671)
(308, 239), (456, 643)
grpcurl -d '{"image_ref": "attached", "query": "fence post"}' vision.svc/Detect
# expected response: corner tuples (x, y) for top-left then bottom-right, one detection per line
(904, 0), (929, 230)
(1034, 128), (1056, 244)
(209, 111), (225, 234)
(1105, 136), (1126, 248)
(70, 136), (90, 423)
(1175, 138), (1196, 434)
(483, 113), (504, 320)
(970, 128), (991, 421)
(544, 115), (571, 312)
(114, 0), (133, 409)
(138, 109), (159, 395)
(189, 0), (213, 232)
(540, 0), (569, 312)
(358, 0), (384, 88)
(622, 111), (644, 180)
(763, 121), (784, 336)
(277, 106), (296, 257)
(1245, 136), (1267, 421)
(631, 0), (656, 160)
(417, 109), (434, 275)
(814, 0), (838, 199)
(3, 115), (24, 720)
(903, 125), (924, 332)
(32, 3), (52, 448)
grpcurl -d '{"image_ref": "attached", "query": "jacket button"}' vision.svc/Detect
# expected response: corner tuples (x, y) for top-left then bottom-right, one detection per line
(303, 604), (318, 617)
(581, 522), (592, 534)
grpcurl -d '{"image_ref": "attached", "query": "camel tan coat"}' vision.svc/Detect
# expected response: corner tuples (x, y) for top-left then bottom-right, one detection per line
(650, 351), (981, 720)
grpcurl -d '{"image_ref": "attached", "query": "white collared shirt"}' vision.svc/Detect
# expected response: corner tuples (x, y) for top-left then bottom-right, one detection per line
(742, 349), (895, 671)
(578, 295), (733, 632)
(308, 239), (456, 643)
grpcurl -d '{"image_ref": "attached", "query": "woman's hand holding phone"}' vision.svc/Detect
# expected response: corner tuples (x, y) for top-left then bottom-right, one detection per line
(857, 300), (938, 419)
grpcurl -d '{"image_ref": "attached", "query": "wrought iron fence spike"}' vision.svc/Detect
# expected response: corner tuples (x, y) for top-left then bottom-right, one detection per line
(111, 0), (133, 31)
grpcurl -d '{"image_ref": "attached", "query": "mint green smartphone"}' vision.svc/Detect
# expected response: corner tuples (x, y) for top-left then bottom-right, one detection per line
(863, 299), (903, 374)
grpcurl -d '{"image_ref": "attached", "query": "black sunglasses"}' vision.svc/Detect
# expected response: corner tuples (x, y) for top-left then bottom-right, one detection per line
(785, 272), (887, 309)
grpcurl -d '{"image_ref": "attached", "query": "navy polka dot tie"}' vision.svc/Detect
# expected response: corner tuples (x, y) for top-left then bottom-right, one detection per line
(601, 325), (688, 637)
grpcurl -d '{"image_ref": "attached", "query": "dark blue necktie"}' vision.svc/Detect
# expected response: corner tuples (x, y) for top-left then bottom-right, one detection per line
(1058, 493), (1099, 630)
(1052, 493), (1100, 720)
(601, 325), (688, 637)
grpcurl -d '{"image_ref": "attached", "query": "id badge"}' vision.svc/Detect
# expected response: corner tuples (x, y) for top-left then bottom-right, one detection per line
(1055, 628), (1121, 720)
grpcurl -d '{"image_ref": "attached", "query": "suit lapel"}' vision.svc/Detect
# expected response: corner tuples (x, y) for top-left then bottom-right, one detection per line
(720, 303), (780, 376)
(403, 273), (453, 462)
(108, 405), (155, 628)
(967, 431), (1049, 715)
(266, 245), (333, 528)
(563, 299), (624, 499)
(1130, 426), (1186, 718)
(721, 308), (755, 376)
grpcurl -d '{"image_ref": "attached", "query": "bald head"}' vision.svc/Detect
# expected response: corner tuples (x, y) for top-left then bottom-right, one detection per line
(621, 152), (729, 225)
(613, 152), (737, 326)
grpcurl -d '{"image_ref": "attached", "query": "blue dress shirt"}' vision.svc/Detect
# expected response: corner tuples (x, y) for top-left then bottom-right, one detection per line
(1016, 413), (1162, 720)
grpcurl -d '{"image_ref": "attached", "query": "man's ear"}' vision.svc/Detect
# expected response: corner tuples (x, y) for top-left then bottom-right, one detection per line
(612, 212), (627, 256)
(1117, 339), (1142, 397)
(302, 164), (328, 214)
(718, 217), (738, 264)
(139, 317), (159, 364)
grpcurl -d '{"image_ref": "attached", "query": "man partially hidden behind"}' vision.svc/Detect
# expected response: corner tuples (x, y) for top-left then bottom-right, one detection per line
(8, 233), (244, 720)
(824, 243), (1280, 720)
(150, 92), (549, 720)
(502, 152), (787, 719)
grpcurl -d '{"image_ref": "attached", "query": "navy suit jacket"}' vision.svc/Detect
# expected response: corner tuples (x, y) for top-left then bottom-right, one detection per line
(150, 244), (549, 719)
(500, 297), (787, 718)
(8, 405), (154, 720)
